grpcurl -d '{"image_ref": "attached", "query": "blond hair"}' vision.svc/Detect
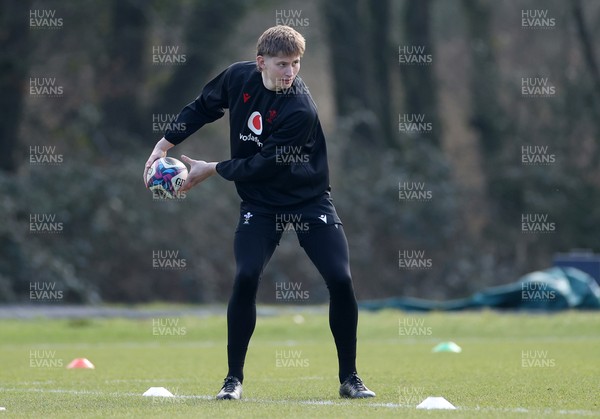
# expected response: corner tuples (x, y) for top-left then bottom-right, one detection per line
(256, 25), (305, 58)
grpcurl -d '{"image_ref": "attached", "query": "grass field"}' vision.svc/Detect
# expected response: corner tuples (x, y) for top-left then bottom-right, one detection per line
(0, 307), (599, 418)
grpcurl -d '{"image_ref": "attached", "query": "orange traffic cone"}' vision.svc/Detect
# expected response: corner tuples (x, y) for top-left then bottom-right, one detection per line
(66, 358), (95, 369)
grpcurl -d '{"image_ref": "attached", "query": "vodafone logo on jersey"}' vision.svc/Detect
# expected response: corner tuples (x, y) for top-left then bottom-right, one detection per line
(247, 111), (263, 135)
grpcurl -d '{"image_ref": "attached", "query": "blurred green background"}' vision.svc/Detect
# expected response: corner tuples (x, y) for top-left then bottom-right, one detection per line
(1, 0), (599, 303)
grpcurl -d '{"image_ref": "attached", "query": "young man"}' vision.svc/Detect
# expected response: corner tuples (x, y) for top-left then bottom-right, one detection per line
(143, 25), (375, 400)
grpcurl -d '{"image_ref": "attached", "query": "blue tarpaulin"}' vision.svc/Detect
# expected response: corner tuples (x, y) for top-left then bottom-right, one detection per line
(359, 267), (600, 312)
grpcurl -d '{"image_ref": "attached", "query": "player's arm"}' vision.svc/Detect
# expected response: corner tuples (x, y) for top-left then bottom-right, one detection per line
(142, 65), (232, 184)
(163, 66), (231, 145)
(215, 109), (316, 182)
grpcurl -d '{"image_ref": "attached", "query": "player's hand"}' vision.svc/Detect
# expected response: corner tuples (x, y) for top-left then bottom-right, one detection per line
(143, 149), (166, 186)
(143, 138), (174, 186)
(179, 155), (218, 192)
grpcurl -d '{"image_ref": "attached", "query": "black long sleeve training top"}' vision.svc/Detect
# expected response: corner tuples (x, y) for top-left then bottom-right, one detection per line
(164, 61), (331, 209)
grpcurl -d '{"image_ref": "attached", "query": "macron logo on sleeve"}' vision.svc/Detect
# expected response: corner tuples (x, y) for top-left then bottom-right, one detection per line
(248, 111), (263, 135)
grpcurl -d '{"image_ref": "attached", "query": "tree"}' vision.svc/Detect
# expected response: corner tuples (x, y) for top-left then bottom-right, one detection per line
(399, 0), (441, 147)
(96, 0), (148, 150)
(571, 0), (600, 158)
(0, 0), (31, 171)
(321, 0), (391, 146)
(461, 0), (518, 226)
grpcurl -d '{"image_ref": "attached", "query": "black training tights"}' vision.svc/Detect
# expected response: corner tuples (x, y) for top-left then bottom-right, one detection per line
(226, 223), (358, 384)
